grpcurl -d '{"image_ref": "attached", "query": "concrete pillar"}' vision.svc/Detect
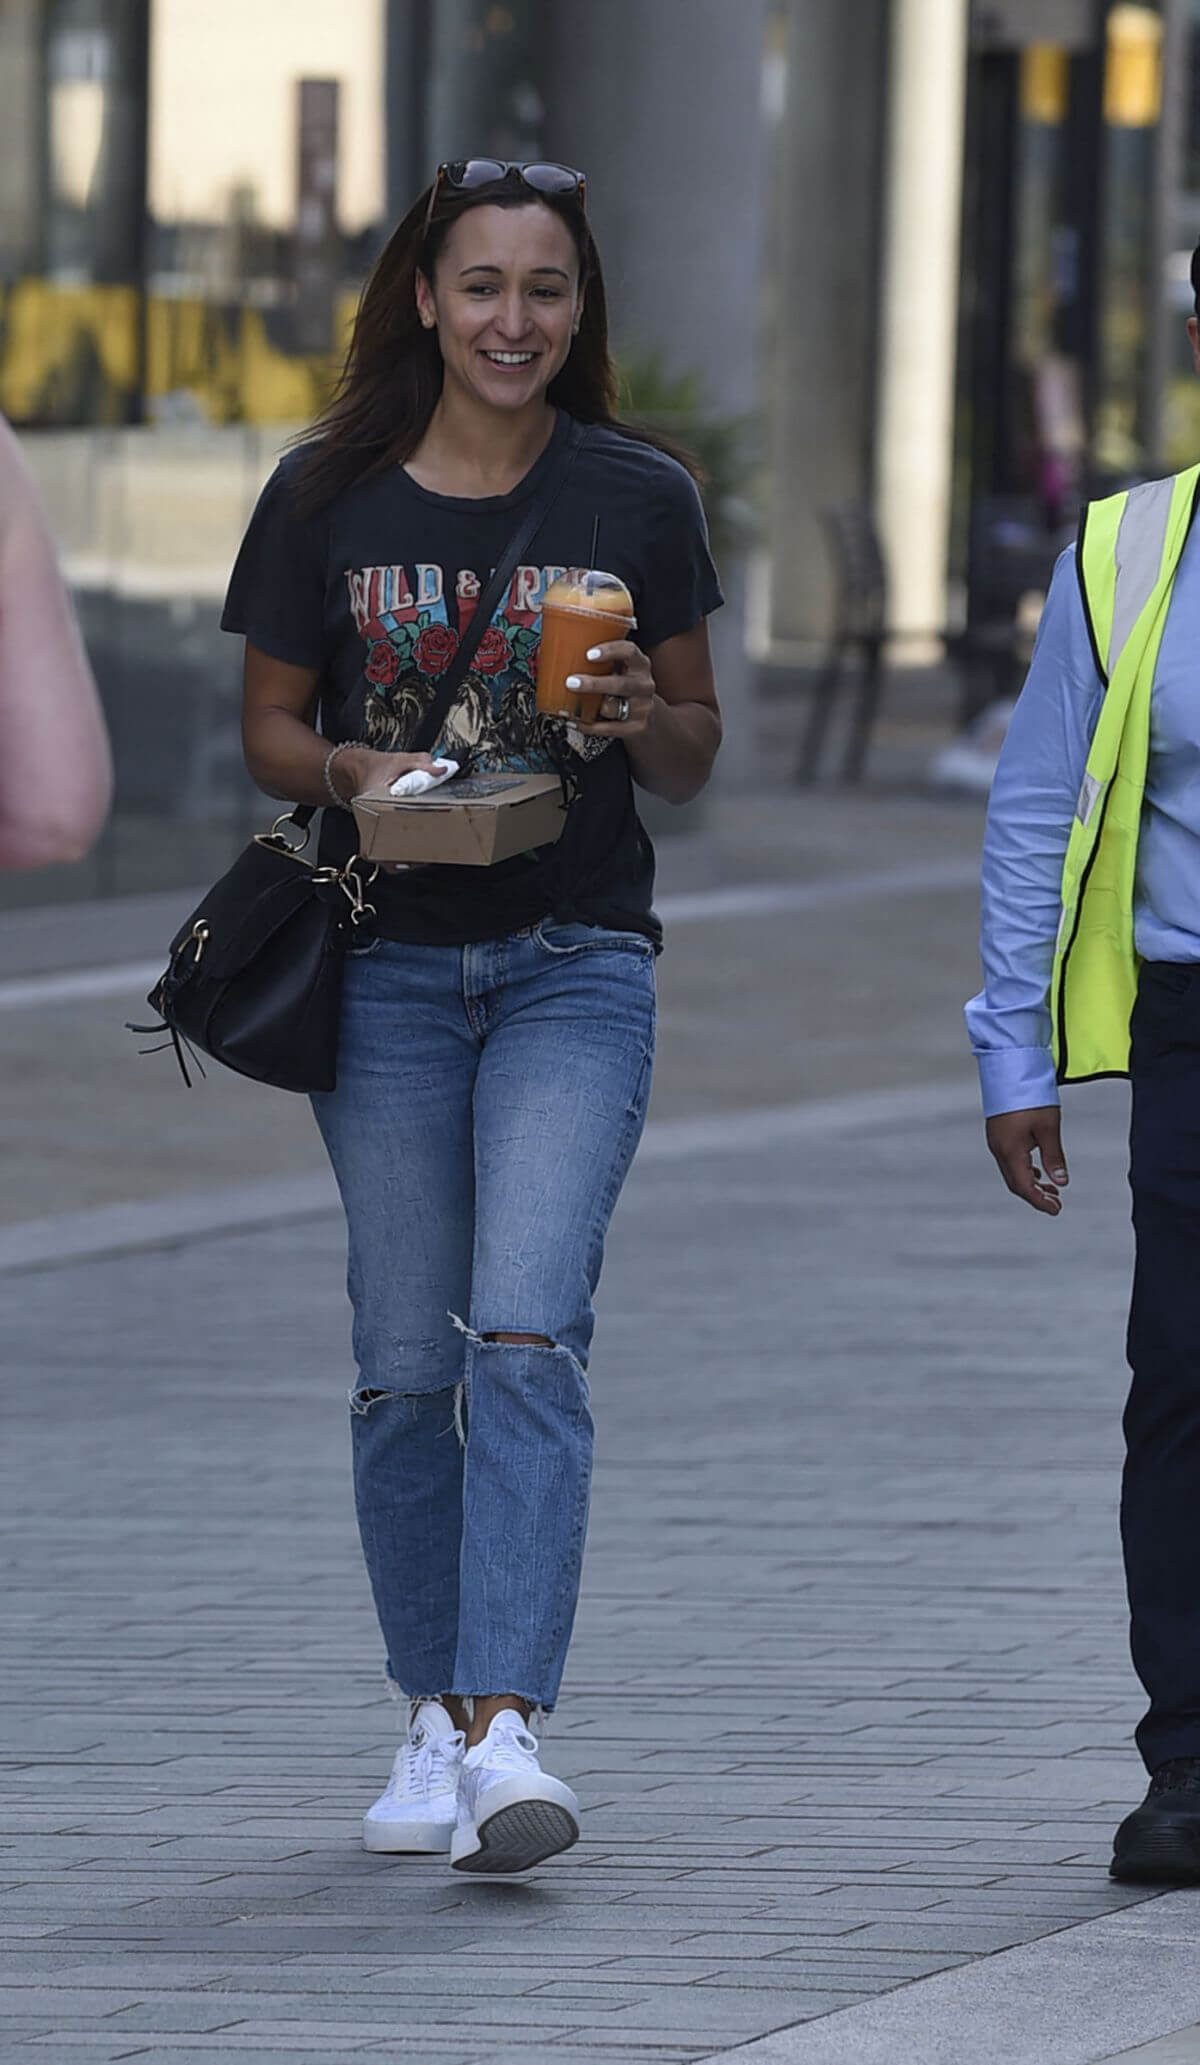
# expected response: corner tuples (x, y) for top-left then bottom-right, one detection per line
(543, 0), (765, 418)
(763, 0), (889, 657)
(873, 0), (969, 649)
(0, 0), (45, 276)
(1145, 0), (1184, 471)
(384, 0), (431, 223)
(543, 0), (768, 787)
(386, 0), (550, 225)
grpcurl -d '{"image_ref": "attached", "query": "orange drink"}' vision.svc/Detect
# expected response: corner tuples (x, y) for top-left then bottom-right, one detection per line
(536, 571), (635, 722)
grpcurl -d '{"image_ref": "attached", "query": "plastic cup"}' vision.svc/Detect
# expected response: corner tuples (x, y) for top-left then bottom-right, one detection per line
(536, 570), (636, 723)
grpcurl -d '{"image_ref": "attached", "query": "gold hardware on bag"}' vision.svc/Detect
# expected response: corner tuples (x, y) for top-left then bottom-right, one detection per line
(310, 856), (378, 928)
(180, 920), (210, 970)
(251, 816), (377, 924)
(256, 813), (312, 856)
(336, 856), (378, 926)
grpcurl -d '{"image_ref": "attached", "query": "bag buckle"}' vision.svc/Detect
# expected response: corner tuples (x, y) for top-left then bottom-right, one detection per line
(337, 855), (378, 927)
(256, 812), (312, 856)
(177, 919), (210, 971)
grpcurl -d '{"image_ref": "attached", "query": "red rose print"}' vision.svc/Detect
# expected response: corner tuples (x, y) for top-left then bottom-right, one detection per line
(474, 624), (510, 675)
(365, 640), (402, 686)
(414, 623), (460, 675)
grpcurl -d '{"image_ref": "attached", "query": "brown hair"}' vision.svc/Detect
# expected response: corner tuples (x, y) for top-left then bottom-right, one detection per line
(291, 170), (700, 511)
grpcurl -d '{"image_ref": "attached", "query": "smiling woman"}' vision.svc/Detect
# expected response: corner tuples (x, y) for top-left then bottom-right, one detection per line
(407, 206), (582, 488)
(218, 160), (723, 1880)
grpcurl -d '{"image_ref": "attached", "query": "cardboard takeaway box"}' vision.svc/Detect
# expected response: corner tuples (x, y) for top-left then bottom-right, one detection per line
(352, 771), (566, 867)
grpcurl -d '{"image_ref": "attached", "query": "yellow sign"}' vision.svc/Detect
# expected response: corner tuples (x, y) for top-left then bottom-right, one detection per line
(1021, 45), (1069, 126)
(0, 278), (356, 426)
(1104, 4), (1163, 128)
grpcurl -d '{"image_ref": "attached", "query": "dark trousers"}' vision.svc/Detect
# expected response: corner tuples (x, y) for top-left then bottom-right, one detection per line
(1126, 961), (1200, 1770)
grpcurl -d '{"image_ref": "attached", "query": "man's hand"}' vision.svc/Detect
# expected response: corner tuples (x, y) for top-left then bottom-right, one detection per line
(985, 1107), (1070, 1217)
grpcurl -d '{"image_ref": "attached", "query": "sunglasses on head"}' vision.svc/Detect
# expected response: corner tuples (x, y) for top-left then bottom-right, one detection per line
(422, 159), (587, 239)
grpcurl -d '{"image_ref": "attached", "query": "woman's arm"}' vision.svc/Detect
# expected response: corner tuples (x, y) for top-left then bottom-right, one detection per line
(241, 643), (439, 806)
(571, 619), (721, 806)
(0, 422), (113, 870)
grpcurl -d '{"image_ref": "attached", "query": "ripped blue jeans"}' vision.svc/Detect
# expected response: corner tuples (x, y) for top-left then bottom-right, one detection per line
(311, 918), (656, 1713)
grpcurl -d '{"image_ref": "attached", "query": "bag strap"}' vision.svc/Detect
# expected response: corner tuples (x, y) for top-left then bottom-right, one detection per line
(291, 416), (588, 830)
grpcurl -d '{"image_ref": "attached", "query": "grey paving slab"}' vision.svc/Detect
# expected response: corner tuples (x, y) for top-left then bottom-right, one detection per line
(19, 2045), (141, 2062)
(22, 2046), (381, 2061)
(5, 790), (1195, 2060)
(708, 1893), (1200, 2065)
(457, 2053), (704, 2065)
(1102, 2028), (1200, 2063)
(97, 2003), (254, 2033)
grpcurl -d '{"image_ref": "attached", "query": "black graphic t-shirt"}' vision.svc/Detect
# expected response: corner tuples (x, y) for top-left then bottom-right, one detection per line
(220, 410), (722, 948)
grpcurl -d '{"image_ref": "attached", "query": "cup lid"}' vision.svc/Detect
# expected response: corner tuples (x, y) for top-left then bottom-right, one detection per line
(544, 569), (634, 612)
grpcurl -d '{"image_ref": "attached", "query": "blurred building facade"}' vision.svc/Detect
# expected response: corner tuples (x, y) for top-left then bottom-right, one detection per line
(0, 0), (1194, 905)
(769, 1), (1184, 665)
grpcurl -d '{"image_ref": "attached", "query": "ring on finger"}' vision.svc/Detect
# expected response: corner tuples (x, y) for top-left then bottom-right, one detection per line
(609, 693), (631, 723)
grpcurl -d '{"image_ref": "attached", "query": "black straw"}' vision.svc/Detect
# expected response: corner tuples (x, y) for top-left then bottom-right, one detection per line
(589, 513), (600, 570)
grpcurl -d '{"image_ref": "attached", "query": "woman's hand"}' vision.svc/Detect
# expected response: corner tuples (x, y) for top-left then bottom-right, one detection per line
(331, 746), (443, 802)
(331, 746), (452, 874)
(240, 647), (448, 812)
(986, 1107), (1069, 1216)
(567, 640), (657, 739)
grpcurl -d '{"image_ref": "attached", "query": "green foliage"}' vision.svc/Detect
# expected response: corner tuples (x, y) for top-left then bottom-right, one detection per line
(615, 351), (758, 565)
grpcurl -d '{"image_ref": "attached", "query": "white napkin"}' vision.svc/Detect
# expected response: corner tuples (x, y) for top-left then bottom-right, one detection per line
(388, 759), (459, 798)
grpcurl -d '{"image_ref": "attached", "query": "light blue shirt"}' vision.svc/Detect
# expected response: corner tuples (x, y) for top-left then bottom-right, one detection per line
(966, 520), (1200, 1117)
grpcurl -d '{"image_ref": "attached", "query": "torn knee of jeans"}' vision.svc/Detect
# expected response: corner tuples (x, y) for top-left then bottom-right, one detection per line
(448, 1312), (588, 1385)
(349, 1385), (394, 1415)
(348, 1379), (464, 1429)
(449, 1311), (556, 1349)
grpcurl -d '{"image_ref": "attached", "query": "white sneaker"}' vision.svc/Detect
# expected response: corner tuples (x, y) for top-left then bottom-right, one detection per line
(362, 1700), (464, 1853)
(450, 1709), (580, 1875)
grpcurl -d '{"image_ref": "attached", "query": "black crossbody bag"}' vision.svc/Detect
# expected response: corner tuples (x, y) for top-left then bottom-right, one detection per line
(131, 419), (587, 1094)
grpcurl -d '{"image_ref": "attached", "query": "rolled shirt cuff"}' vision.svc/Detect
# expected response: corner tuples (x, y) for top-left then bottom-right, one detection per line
(975, 1046), (1060, 1120)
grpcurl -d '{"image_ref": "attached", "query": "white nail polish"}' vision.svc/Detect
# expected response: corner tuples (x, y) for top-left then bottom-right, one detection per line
(565, 675), (582, 689)
(586, 647), (602, 661)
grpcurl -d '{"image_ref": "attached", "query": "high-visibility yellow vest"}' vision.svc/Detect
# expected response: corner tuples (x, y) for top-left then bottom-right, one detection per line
(1052, 464), (1200, 1083)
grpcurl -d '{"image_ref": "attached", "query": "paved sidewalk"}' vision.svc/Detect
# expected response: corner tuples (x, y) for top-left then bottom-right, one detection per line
(0, 788), (984, 1226)
(2, 789), (1197, 2062)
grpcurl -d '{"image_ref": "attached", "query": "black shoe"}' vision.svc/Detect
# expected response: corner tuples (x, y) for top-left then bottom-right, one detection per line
(1111, 1758), (1200, 1884)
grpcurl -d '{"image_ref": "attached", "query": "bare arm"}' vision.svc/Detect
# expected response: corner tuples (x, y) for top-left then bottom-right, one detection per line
(240, 642), (440, 806)
(571, 619), (722, 806)
(0, 424), (112, 870)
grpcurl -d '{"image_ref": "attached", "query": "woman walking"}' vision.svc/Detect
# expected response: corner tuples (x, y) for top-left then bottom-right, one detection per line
(221, 161), (722, 1875)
